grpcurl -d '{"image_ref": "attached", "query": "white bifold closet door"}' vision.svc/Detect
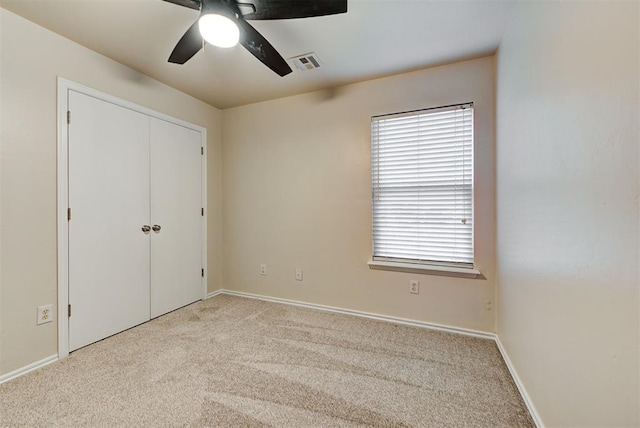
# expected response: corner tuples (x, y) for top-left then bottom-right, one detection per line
(68, 91), (151, 351)
(150, 118), (202, 318)
(68, 91), (202, 352)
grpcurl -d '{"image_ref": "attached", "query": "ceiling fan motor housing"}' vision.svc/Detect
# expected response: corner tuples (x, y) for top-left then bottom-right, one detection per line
(201, 0), (241, 20)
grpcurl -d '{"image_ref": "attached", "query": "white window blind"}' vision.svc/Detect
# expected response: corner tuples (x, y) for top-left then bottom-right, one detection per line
(371, 103), (474, 267)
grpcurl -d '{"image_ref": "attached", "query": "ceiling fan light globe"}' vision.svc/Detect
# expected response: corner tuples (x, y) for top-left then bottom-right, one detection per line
(198, 14), (239, 48)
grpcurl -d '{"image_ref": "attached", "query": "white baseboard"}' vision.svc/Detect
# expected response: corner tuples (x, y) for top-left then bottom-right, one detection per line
(495, 336), (544, 427)
(206, 289), (224, 299)
(213, 289), (495, 340)
(0, 354), (58, 385)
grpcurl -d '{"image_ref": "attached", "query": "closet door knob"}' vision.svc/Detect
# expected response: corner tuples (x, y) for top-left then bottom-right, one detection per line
(152, 224), (161, 232)
(141, 225), (151, 233)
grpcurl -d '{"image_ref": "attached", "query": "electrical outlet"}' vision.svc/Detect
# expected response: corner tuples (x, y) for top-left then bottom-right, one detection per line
(260, 264), (267, 275)
(37, 304), (53, 325)
(295, 268), (303, 281)
(485, 300), (493, 311)
(409, 280), (420, 294)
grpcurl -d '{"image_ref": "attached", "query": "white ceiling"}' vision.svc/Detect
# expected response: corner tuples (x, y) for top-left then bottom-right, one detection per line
(1, 0), (516, 109)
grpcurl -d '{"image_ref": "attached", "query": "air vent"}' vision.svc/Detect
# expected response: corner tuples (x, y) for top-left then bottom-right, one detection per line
(289, 53), (322, 71)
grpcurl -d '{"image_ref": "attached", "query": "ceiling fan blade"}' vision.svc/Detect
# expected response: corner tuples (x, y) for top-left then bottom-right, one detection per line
(162, 0), (201, 11)
(168, 21), (203, 64)
(239, 0), (347, 20)
(237, 19), (292, 77)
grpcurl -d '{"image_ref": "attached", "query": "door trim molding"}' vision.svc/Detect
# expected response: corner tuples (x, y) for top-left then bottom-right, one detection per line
(57, 77), (208, 360)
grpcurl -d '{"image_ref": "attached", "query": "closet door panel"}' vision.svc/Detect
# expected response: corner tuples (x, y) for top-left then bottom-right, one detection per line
(150, 118), (202, 318)
(68, 91), (151, 351)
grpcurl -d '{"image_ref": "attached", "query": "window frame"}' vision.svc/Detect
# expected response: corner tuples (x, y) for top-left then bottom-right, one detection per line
(369, 102), (479, 277)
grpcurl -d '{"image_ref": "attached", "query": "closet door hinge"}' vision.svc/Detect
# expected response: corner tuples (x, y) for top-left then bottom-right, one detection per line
(201, 268), (204, 278)
(201, 147), (204, 155)
(68, 304), (71, 317)
(201, 207), (204, 216)
(67, 208), (71, 221)
(67, 111), (71, 125)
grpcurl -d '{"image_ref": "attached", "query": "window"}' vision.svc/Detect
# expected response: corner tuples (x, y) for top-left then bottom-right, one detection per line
(371, 103), (474, 270)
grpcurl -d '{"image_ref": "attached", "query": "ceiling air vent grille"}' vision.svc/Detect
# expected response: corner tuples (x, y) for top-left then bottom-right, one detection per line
(290, 53), (322, 71)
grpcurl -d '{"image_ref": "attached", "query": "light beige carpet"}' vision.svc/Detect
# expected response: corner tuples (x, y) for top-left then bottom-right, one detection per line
(1, 294), (533, 427)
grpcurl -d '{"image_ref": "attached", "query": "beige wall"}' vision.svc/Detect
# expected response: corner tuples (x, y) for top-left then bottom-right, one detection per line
(222, 56), (496, 333)
(0, 9), (223, 376)
(496, 1), (639, 426)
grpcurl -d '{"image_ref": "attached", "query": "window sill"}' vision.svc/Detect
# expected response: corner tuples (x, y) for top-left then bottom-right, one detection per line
(367, 260), (481, 279)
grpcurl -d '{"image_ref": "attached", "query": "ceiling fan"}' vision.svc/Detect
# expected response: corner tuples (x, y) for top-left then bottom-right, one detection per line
(163, 0), (348, 76)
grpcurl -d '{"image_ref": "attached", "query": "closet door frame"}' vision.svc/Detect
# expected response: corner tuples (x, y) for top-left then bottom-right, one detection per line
(56, 78), (208, 360)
